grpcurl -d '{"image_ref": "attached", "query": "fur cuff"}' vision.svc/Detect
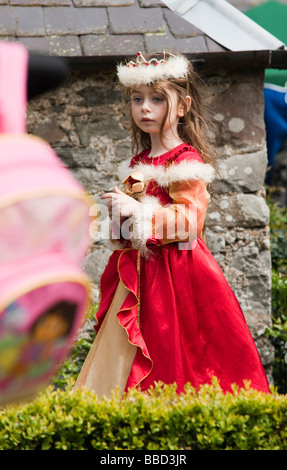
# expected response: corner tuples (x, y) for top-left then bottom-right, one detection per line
(104, 239), (129, 251)
(129, 196), (161, 257)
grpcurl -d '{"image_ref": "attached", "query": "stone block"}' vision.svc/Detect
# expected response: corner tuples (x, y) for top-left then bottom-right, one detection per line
(56, 148), (96, 168)
(32, 119), (70, 145)
(76, 81), (124, 106)
(74, 114), (128, 146)
(210, 73), (266, 148)
(56, 146), (126, 188)
(57, 147), (121, 170)
(214, 150), (268, 193)
(230, 244), (271, 275)
(205, 224), (272, 333)
(81, 246), (111, 284)
(71, 167), (118, 193)
(206, 194), (270, 228)
(205, 228), (226, 253)
(241, 271), (272, 320)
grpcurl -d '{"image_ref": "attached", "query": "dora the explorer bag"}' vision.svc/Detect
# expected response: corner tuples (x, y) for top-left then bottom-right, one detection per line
(0, 43), (92, 405)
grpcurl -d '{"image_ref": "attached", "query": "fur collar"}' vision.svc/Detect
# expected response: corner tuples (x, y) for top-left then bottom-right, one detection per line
(118, 158), (216, 187)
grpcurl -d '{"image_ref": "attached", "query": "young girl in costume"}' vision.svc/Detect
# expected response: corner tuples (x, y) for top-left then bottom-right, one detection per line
(75, 52), (270, 398)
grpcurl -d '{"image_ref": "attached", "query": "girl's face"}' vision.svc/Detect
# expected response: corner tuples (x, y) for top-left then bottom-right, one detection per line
(131, 84), (185, 137)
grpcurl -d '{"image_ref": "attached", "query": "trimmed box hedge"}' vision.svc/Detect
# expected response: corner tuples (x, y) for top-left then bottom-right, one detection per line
(0, 378), (287, 450)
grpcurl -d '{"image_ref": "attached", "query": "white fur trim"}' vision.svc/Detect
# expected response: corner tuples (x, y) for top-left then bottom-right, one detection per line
(118, 159), (215, 187)
(104, 239), (128, 251)
(118, 159), (133, 183)
(140, 195), (162, 206)
(117, 55), (189, 88)
(129, 196), (162, 257)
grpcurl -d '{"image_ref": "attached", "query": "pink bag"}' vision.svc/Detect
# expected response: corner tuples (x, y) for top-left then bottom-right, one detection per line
(0, 43), (92, 405)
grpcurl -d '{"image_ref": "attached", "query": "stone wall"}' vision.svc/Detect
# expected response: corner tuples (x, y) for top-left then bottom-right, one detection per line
(26, 63), (274, 381)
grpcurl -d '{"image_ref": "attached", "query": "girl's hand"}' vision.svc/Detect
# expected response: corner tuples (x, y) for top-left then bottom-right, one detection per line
(101, 186), (140, 218)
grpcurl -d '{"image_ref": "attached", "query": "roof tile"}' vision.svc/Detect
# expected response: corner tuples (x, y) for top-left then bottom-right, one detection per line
(15, 6), (45, 36)
(0, 0), (228, 56)
(10, 0), (71, 4)
(44, 6), (108, 35)
(18, 36), (50, 53)
(139, 0), (163, 6)
(74, 0), (134, 5)
(20, 35), (82, 55)
(108, 4), (165, 34)
(0, 6), (17, 35)
(163, 8), (203, 38)
(81, 33), (144, 56)
(145, 29), (208, 54)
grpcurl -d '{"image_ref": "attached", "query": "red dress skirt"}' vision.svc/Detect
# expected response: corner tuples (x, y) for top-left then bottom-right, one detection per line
(95, 241), (270, 395)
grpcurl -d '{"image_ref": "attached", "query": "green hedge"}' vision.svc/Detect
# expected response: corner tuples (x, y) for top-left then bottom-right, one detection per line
(0, 379), (287, 450)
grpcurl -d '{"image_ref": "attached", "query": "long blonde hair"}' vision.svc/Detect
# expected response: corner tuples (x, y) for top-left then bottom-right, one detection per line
(125, 52), (217, 169)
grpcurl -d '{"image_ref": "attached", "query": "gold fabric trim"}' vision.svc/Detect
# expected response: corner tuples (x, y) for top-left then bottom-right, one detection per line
(75, 248), (153, 397)
(74, 280), (137, 399)
(137, 250), (141, 328)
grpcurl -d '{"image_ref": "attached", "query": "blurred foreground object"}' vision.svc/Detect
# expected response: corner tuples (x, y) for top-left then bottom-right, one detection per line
(0, 42), (92, 406)
(27, 52), (69, 100)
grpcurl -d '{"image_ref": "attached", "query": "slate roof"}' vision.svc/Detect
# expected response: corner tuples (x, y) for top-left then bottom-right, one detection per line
(0, 0), (230, 57)
(0, 0), (287, 68)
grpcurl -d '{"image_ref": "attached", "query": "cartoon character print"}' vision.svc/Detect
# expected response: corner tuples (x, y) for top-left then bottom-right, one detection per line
(0, 301), (77, 393)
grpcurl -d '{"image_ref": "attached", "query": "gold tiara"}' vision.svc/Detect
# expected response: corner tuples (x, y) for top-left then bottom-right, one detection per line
(126, 52), (168, 67)
(117, 52), (189, 88)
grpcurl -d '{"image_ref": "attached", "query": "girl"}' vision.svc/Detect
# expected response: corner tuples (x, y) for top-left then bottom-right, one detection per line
(75, 52), (270, 398)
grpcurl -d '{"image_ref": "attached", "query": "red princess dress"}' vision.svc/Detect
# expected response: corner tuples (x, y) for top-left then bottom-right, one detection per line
(74, 143), (270, 398)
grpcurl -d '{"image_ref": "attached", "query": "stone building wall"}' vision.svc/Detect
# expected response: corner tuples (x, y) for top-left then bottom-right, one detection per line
(26, 63), (274, 381)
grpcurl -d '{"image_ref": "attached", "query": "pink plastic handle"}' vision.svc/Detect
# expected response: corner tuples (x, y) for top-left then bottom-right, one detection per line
(0, 42), (28, 134)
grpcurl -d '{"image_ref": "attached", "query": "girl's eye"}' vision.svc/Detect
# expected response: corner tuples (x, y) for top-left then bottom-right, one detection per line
(132, 96), (142, 103)
(153, 96), (163, 103)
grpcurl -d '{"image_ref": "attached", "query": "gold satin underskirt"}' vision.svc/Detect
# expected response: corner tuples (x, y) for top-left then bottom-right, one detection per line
(74, 280), (137, 399)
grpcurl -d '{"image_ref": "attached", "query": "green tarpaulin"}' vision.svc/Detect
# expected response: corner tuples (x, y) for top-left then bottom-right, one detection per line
(245, 0), (287, 86)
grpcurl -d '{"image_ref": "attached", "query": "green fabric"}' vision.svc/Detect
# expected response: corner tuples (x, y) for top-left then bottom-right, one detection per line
(245, 0), (287, 43)
(265, 69), (287, 87)
(245, 0), (287, 86)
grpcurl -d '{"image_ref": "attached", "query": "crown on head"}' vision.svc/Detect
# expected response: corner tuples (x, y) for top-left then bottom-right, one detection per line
(117, 51), (189, 88)
(127, 52), (168, 68)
